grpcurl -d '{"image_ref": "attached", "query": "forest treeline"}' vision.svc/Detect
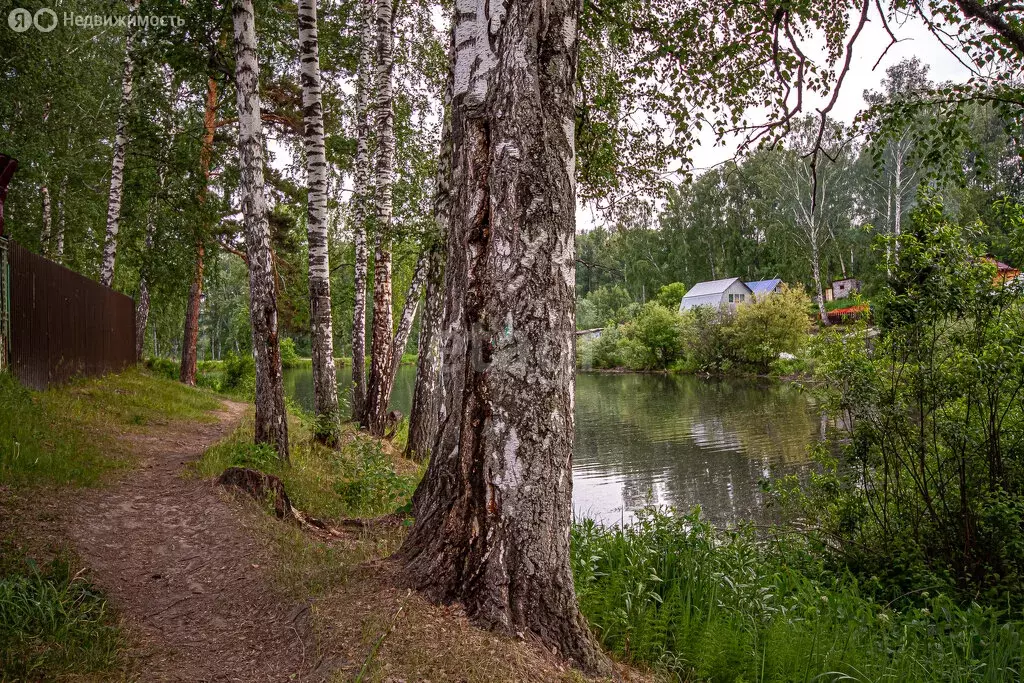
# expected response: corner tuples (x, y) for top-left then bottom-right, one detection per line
(577, 60), (1022, 323)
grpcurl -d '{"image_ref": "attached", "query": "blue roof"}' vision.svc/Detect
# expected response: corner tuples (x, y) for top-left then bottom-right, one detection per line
(746, 279), (782, 295)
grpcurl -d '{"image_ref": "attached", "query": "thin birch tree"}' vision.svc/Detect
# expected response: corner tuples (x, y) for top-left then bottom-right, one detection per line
(99, 0), (139, 288)
(363, 0), (397, 436)
(298, 0), (341, 439)
(350, 0), (377, 423)
(232, 0), (290, 459)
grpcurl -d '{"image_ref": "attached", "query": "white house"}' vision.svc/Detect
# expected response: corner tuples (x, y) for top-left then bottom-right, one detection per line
(678, 277), (753, 313)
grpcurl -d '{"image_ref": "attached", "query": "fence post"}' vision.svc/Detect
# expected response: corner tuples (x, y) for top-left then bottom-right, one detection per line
(0, 237), (7, 373)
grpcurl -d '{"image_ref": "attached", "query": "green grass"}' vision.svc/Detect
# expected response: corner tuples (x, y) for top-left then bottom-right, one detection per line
(192, 410), (423, 522)
(0, 556), (127, 681)
(572, 508), (1024, 682)
(0, 369), (222, 489)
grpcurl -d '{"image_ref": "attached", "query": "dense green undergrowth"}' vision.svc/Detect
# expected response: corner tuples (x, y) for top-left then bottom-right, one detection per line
(572, 508), (1024, 682)
(192, 408), (423, 521)
(0, 368), (223, 681)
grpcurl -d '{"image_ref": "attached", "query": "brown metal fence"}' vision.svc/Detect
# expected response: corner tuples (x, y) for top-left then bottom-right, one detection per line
(5, 240), (136, 389)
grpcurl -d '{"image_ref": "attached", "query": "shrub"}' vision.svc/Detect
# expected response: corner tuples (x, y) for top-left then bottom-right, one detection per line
(279, 338), (302, 369)
(619, 303), (687, 370)
(333, 439), (416, 516)
(729, 284), (812, 369)
(679, 305), (733, 371)
(797, 198), (1024, 605)
(144, 357), (179, 381)
(222, 352), (255, 392)
(654, 281), (687, 310)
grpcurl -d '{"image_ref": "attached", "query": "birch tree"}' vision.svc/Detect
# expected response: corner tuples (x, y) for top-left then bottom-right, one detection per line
(397, 0), (609, 671)
(99, 0), (139, 288)
(232, 0), (290, 459)
(298, 0), (341, 439)
(406, 88), (452, 461)
(363, 0), (397, 436)
(775, 117), (854, 325)
(350, 0), (376, 423)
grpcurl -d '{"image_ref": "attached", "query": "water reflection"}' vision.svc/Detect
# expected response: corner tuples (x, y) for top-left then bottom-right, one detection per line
(283, 367), (821, 526)
(574, 373), (819, 525)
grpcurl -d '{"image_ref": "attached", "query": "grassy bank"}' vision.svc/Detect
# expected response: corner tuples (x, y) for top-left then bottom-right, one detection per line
(191, 410), (423, 522)
(572, 509), (1024, 682)
(0, 369), (223, 681)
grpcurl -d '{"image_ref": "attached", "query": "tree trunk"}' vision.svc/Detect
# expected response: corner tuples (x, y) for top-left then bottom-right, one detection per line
(180, 76), (219, 385)
(363, 0), (397, 436)
(406, 243), (446, 460)
(387, 252), (428, 387)
(135, 175), (161, 362)
(40, 184), (51, 255)
(54, 176), (66, 262)
(99, 0), (139, 288)
(350, 0), (377, 423)
(812, 239), (829, 325)
(406, 96), (452, 461)
(397, 0), (609, 672)
(298, 0), (342, 438)
(232, 0), (290, 460)
(180, 244), (205, 384)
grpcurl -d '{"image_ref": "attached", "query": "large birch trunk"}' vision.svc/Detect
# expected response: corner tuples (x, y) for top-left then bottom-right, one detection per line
(180, 76), (218, 385)
(397, 0), (608, 672)
(298, 0), (341, 438)
(406, 95), (452, 461)
(363, 0), (397, 436)
(232, 0), (290, 460)
(99, 0), (139, 288)
(350, 0), (377, 422)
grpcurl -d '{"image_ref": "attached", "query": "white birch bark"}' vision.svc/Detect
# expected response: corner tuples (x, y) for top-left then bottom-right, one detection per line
(54, 176), (66, 262)
(40, 184), (51, 254)
(232, 0), (290, 459)
(398, 0), (609, 671)
(99, 0), (139, 288)
(406, 97), (452, 459)
(387, 251), (429, 387)
(298, 0), (341, 436)
(350, 0), (377, 422)
(364, 0), (397, 436)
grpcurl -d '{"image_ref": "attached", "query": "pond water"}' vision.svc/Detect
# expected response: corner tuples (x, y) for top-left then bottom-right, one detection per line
(284, 366), (823, 526)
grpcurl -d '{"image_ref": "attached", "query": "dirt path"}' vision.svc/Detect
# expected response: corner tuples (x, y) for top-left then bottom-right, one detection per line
(67, 401), (318, 682)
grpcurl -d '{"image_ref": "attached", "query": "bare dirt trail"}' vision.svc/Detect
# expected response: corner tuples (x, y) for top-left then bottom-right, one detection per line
(67, 400), (319, 682)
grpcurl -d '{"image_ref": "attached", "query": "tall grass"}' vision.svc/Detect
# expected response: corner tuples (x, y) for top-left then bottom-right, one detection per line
(572, 508), (1024, 682)
(0, 369), (222, 488)
(0, 557), (126, 680)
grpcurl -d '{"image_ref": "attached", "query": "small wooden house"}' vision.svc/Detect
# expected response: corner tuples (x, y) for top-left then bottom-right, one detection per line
(982, 256), (1021, 285)
(679, 278), (753, 313)
(831, 278), (861, 300)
